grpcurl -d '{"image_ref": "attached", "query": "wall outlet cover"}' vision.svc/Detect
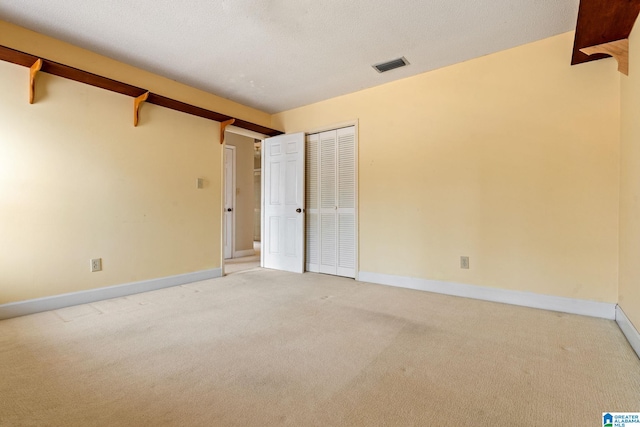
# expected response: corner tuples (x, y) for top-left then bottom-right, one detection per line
(91, 258), (102, 272)
(460, 256), (470, 269)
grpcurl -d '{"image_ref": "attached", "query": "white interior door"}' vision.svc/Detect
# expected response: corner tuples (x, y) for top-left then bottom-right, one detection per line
(263, 132), (305, 273)
(224, 145), (235, 260)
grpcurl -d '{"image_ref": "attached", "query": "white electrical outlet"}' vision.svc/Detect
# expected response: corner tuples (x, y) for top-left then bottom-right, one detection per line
(460, 256), (469, 269)
(91, 258), (102, 272)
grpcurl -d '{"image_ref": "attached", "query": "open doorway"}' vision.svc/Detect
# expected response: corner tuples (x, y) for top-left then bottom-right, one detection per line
(223, 132), (261, 274)
(224, 123), (358, 277)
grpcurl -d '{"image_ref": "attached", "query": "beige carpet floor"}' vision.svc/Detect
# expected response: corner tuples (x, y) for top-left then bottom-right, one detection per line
(1, 269), (638, 426)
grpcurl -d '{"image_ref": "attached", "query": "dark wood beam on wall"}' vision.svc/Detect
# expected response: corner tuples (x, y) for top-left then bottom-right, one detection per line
(571, 0), (640, 67)
(0, 44), (283, 137)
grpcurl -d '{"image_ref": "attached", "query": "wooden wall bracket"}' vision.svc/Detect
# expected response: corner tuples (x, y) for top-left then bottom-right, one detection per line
(29, 58), (42, 104)
(580, 38), (629, 75)
(133, 91), (149, 127)
(219, 119), (235, 144)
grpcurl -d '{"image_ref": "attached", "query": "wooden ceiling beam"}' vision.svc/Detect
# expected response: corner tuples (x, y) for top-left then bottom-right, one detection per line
(0, 44), (283, 137)
(572, 0), (640, 71)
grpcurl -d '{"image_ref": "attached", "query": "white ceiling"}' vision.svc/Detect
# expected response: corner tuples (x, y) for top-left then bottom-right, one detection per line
(0, 0), (579, 114)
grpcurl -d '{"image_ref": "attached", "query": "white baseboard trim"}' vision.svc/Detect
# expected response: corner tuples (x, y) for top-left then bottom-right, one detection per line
(358, 271), (616, 320)
(0, 268), (222, 321)
(616, 305), (640, 359)
(233, 249), (255, 258)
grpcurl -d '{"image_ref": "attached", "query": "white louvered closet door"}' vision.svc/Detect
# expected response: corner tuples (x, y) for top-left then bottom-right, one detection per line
(319, 130), (337, 275)
(336, 127), (356, 277)
(305, 126), (356, 278)
(305, 133), (320, 273)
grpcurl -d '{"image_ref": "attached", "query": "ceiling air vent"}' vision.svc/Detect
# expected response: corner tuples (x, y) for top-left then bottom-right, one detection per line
(372, 57), (409, 73)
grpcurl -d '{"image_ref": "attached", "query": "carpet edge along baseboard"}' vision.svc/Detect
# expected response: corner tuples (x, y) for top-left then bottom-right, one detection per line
(360, 270), (640, 358)
(0, 268), (222, 320)
(358, 271), (616, 320)
(616, 305), (640, 359)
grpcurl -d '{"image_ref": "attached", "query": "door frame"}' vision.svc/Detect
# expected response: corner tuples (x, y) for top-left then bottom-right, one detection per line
(223, 144), (236, 264)
(221, 126), (265, 274)
(253, 168), (261, 242)
(260, 138), (265, 268)
(223, 121), (359, 277)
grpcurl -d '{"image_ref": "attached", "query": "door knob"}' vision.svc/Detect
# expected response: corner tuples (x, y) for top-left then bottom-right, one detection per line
(227, 208), (233, 212)
(296, 208), (302, 213)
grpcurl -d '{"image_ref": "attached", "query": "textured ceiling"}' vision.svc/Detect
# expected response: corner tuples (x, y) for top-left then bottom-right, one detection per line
(0, 0), (579, 113)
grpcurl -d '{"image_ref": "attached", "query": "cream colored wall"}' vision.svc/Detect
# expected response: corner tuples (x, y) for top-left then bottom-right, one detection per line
(225, 133), (255, 253)
(0, 22), (624, 307)
(0, 21), (280, 304)
(0, 18), (283, 303)
(273, 32), (621, 303)
(619, 24), (640, 328)
(0, 61), (223, 304)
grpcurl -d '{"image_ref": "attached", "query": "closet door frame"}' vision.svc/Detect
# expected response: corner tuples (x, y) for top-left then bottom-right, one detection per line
(304, 120), (359, 280)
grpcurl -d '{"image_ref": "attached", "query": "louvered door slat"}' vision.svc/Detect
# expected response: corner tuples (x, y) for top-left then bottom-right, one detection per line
(338, 130), (355, 209)
(306, 213), (318, 269)
(320, 213), (337, 269)
(320, 131), (336, 209)
(305, 134), (320, 271)
(338, 213), (355, 269)
(306, 135), (318, 210)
